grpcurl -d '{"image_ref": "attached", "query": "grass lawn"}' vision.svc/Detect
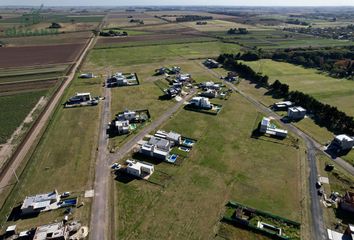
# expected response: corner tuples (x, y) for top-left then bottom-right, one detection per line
(241, 59), (354, 117)
(114, 92), (302, 239)
(0, 90), (47, 144)
(0, 75), (102, 231)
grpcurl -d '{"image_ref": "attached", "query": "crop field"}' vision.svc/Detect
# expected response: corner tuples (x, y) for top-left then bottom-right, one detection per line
(240, 59), (354, 117)
(105, 12), (166, 28)
(0, 75), (103, 231)
(0, 43), (84, 68)
(114, 92), (302, 239)
(0, 90), (47, 144)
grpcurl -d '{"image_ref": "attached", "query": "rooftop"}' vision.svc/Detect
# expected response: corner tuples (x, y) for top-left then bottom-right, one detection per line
(21, 190), (58, 210)
(336, 134), (353, 142)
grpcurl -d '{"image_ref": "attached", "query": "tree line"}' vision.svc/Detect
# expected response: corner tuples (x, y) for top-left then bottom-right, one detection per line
(217, 54), (354, 135)
(219, 47), (354, 80)
(175, 15), (213, 22)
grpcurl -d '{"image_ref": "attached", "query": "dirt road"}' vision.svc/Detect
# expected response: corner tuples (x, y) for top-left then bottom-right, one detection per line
(89, 89), (196, 240)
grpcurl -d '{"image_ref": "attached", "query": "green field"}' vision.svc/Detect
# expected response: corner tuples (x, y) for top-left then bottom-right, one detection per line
(0, 90), (47, 144)
(0, 75), (102, 231)
(114, 92), (303, 239)
(89, 41), (240, 67)
(241, 59), (354, 117)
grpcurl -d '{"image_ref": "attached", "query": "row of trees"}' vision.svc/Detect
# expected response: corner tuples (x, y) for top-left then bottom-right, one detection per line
(175, 15), (213, 22)
(227, 28), (248, 35)
(217, 54), (354, 135)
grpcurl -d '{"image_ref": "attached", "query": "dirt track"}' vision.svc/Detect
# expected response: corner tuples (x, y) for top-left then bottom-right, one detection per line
(0, 43), (85, 68)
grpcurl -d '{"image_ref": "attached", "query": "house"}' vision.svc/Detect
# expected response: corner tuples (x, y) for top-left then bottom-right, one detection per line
(200, 89), (218, 98)
(126, 159), (154, 178)
(117, 110), (137, 121)
(115, 120), (130, 135)
(67, 92), (92, 104)
(288, 106), (306, 120)
(340, 191), (354, 213)
(164, 86), (181, 98)
(107, 72), (128, 87)
(225, 72), (238, 82)
(189, 97), (212, 110)
(155, 130), (182, 146)
(259, 117), (288, 138)
(273, 101), (293, 111)
(332, 134), (354, 150)
(79, 73), (95, 79)
(327, 224), (354, 240)
(203, 59), (219, 68)
(21, 190), (60, 215)
(148, 136), (171, 151)
(33, 222), (69, 240)
(140, 143), (169, 160)
(176, 73), (191, 82)
(199, 81), (221, 90)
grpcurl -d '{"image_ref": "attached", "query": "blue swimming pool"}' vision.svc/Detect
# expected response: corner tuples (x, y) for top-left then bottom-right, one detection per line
(167, 154), (178, 163)
(183, 139), (194, 146)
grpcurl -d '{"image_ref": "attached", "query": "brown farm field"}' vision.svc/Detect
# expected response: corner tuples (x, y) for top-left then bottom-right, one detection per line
(0, 43), (85, 68)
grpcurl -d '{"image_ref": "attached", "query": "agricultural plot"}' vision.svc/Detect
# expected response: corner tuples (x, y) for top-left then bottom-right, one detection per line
(0, 75), (103, 231)
(181, 19), (257, 32)
(114, 92), (302, 239)
(0, 90), (47, 144)
(240, 59), (354, 117)
(105, 12), (165, 28)
(0, 43), (84, 68)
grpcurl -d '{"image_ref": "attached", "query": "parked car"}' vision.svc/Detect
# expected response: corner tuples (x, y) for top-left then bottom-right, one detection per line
(111, 163), (121, 170)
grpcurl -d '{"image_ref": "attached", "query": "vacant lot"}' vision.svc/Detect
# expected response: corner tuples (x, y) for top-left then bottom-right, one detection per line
(0, 43), (84, 68)
(241, 59), (354, 117)
(0, 90), (47, 144)
(0, 75), (102, 231)
(114, 92), (302, 239)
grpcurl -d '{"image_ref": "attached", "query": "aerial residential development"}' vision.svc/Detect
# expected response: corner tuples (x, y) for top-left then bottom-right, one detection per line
(0, 2), (354, 240)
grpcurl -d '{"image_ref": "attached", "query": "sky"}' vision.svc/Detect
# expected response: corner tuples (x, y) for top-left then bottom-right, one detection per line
(1, 0), (354, 6)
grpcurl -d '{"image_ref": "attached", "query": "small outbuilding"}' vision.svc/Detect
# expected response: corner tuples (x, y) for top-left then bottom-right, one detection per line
(189, 97), (212, 110)
(273, 101), (293, 111)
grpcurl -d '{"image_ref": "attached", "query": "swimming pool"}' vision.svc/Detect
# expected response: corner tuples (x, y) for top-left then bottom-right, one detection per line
(166, 154), (178, 163)
(183, 139), (194, 146)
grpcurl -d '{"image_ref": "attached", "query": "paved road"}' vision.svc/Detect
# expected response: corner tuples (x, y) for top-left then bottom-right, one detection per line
(0, 34), (97, 195)
(89, 89), (196, 240)
(90, 86), (111, 240)
(223, 81), (329, 240)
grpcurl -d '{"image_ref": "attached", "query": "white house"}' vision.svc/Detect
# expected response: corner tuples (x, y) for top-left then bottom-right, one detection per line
(68, 92), (92, 104)
(126, 159), (154, 178)
(288, 106), (306, 119)
(155, 130), (182, 146)
(200, 81), (221, 90)
(189, 97), (212, 110)
(21, 190), (60, 215)
(115, 120), (130, 135)
(333, 134), (354, 150)
(259, 117), (287, 138)
(273, 101), (293, 110)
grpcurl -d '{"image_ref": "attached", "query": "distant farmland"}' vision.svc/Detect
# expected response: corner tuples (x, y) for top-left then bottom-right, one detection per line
(0, 43), (85, 68)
